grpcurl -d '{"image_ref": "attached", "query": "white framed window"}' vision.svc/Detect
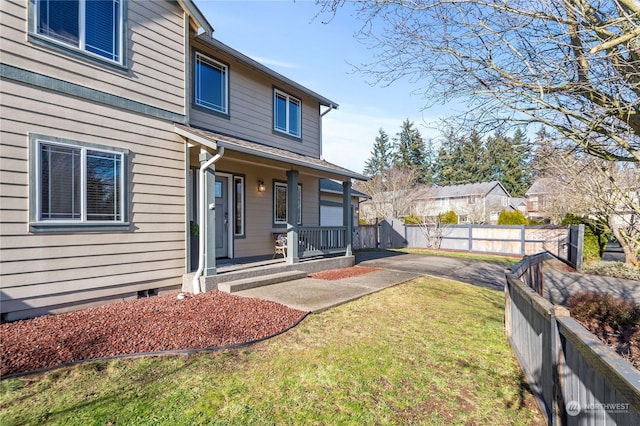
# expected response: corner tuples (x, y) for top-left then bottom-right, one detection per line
(274, 182), (302, 225)
(195, 53), (228, 114)
(36, 0), (123, 64)
(35, 139), (125, 223)
(274, 89), (301, 138)
(234, 176), (244, 236)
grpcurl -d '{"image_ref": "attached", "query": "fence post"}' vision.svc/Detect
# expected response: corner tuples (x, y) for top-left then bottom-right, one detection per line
(468, 224), (473, 251)
(521, 225), (526, 256)
(576, 224), (584, 271)
(551, 306), (570, 426)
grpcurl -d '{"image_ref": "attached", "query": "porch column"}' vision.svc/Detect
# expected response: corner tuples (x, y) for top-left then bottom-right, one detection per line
(286, 170), (299, 264)
(201, 150), (217, 276)
(343, 180), (353, 256)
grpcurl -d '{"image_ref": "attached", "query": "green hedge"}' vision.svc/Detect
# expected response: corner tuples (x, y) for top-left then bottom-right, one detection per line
(497, 209), (529, 225)
(560, 214), (607, 261)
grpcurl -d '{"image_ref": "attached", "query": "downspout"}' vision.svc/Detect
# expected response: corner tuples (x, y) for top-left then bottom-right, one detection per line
(192, 146), (225, 294)
(319, 104), (336, 159)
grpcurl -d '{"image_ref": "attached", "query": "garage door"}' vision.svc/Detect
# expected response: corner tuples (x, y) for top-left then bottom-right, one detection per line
(320, 205), (343, 226)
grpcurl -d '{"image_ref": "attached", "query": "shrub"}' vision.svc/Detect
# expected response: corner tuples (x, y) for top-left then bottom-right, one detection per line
(402, 214), (422, 225)
(497, 209), (529, 225)
(567, 291), (640, 368)
(561, 214), (607, 261)
(438, 210), (458, 225)
(567, 291), (640, 332)
(189, 220), (199, 236)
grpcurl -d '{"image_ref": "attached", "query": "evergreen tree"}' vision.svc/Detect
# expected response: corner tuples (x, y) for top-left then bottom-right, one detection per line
(421, 137), (437, 185)
(363, 128), (393, 177)
(433, 129), (467, 185)
(460, 130), (490, 182)
(485, 129), (532, 197)
(393, 119), (426, 171)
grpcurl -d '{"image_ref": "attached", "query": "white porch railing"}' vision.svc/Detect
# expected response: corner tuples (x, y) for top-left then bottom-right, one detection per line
(298, 226), (347, 257)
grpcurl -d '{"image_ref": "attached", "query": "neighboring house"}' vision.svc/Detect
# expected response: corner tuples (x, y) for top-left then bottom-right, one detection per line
(511, 198), (527, 216)
(525, 178), (565, 222)
(0, 0), (364, 321)
(319, 179), (369, 227)
(412, 181), (513, 224)
(358, 188), (415, 222)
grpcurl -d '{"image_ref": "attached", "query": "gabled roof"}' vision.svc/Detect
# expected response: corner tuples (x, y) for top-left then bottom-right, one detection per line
(415, 181), (510, 199)
(194, 35), (338, 109)
(175, 124), (367, 180)
(525, 178), (555, 196)
(177, 0), (214, 35)
(320, 179), (370, 199)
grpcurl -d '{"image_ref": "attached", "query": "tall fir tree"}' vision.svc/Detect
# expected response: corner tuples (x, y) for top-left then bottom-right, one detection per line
(434, 128), (467, 185)
(485, 129), (532, 197)
(363, 128), (393, 177)
(393, 119), (426, 170)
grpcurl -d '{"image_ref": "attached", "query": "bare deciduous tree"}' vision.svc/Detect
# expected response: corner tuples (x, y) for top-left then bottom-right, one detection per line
(536, 146), (639, 265)
(318, 0), (640, 163)
(356, 166), (419, 221)
(417, 216), (455, 248)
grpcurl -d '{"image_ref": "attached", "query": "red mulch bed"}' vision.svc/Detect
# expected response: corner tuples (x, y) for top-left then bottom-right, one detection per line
(308, 266), (381, 280)
(0, 291), (307, 377)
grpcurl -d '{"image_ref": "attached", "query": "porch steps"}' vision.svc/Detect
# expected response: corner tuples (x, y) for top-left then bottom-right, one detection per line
(218, 270), (308, 293)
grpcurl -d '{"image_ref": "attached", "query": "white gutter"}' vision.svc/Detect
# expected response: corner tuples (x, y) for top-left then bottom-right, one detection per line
(192, 147), (225, 294)
(319, 104), (337, 163)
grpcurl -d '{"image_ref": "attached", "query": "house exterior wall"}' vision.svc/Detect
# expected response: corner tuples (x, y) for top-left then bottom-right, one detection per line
(216, 156), (321, 258)
(1, 0), (188, 320)
(1, 0), (186, 116)
(188, 39), (322, 158)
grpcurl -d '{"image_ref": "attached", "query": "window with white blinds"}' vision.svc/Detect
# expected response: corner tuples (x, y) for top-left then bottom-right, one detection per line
(37, 140), (124, 223)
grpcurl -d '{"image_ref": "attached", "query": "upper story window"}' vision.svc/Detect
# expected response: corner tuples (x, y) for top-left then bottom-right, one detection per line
(274, 89), (301, 138)
(36, 0), (123, 64)
(195, 53), (228, 114)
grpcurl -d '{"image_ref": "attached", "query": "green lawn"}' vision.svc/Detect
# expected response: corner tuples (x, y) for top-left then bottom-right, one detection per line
(392, 248), (522, 265)
(1, 276), (543, 425)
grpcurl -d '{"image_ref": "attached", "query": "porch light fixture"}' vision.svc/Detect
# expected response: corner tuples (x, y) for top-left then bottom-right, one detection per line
(258, 179), (266, 192)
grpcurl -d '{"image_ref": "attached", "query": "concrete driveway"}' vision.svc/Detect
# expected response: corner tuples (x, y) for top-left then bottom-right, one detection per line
(355, 251), (508, 291)
(237, 250), (639, 312)
(356, 251), (640, 304)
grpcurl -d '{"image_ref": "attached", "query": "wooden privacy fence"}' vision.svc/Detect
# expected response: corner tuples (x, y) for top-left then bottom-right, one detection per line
(505, 253), (640, 425)
(355, 221), (584, 270)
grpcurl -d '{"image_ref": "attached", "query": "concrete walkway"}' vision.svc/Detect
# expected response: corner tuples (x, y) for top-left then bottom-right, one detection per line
(544, 268), (640, 305)
(236, 251), (639, 312)
(236, 268), (419, 312)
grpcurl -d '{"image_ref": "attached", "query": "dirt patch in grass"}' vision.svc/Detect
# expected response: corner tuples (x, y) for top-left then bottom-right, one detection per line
(308, 266), (381, 280)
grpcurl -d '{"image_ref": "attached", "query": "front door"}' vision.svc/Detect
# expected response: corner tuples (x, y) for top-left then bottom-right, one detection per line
(215, 176), (229, 258)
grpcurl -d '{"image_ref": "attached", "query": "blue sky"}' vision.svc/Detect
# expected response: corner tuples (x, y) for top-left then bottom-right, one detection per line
(194, 0), (452, 174)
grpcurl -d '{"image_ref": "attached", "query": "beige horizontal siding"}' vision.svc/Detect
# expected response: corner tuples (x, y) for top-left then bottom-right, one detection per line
(217, 156), (320, 258)
(2, 268), (184, 312)
(0, 79), (187, 320)
(189, 40), (322, 159)
(0, 0), (186, 114)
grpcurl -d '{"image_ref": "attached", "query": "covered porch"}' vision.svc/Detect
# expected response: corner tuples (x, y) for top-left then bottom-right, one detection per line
(175, 124), (367, 294)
